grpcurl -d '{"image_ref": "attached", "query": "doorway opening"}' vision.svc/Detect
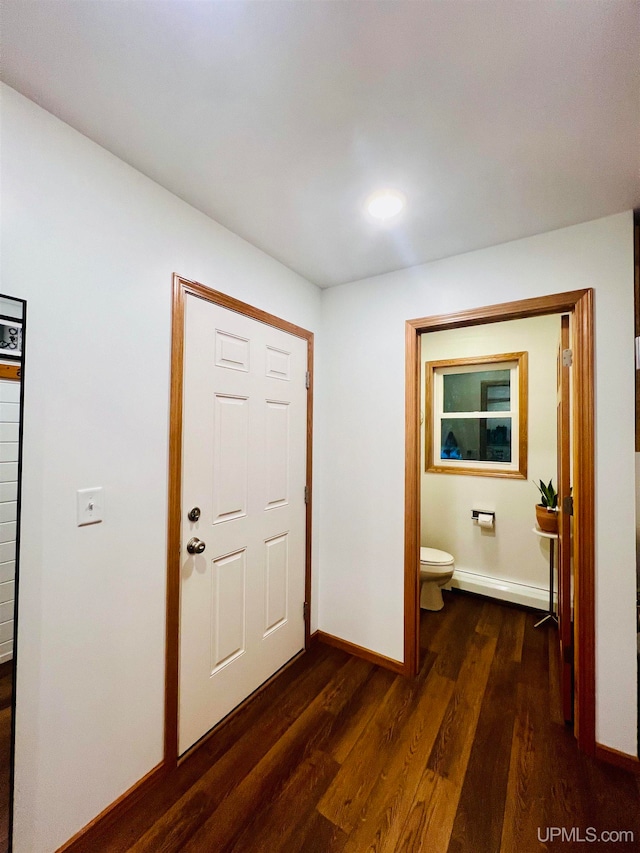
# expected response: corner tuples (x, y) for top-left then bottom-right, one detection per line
(404, 290), (595, 755)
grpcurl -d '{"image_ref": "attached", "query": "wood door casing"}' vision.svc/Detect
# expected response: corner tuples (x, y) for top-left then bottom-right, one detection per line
(557, 314), (573, 723)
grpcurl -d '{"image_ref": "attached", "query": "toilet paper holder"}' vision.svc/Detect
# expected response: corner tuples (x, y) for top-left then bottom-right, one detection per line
(471, 510), (495, 522)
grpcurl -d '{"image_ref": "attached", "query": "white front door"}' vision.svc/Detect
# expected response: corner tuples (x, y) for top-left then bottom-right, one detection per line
(179, 294), (308, 755)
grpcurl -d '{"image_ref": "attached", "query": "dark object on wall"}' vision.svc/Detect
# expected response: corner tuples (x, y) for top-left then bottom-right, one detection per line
(0, 315), (23, 360)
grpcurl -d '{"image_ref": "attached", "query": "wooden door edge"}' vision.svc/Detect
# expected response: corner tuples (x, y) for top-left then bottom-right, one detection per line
(164, 274), (185, 767)
(572, 289), (596, 754)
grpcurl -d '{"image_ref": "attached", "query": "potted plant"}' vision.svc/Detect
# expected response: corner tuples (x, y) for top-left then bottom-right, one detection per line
(534, 478), (558, 534)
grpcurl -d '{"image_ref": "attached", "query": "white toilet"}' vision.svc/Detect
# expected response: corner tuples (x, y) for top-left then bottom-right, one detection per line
(419, 547), (455, 611)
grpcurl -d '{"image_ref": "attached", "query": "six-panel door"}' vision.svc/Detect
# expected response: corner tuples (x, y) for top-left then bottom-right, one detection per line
(179, 295), (307, 755)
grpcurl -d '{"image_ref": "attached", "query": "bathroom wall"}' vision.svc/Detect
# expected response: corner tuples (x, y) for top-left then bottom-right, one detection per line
(421, 315), (561, 605)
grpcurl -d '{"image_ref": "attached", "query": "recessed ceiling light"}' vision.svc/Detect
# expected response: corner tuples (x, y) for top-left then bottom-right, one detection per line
(365, 189), (406, 222)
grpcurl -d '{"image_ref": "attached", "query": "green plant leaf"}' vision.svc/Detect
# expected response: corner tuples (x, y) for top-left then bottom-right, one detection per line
(534, 477), (557, 508)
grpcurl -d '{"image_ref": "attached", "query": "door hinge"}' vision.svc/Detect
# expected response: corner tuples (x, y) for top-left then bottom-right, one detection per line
(562, 348), (573, 367)
(303, 601), (309, 620)
(562, 495), (574, 516)
(305, 370), (310, 389)
(304, 485), (310, 504)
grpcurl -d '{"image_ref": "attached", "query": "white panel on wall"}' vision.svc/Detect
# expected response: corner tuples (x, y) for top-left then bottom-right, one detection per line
(0, 424), (19, 442)
(0, 561), (15, 584)
(0, 402), (20, 422)
(0, 543), (15, 564)
(0, 299), (22, 321)
(264, 533), (288, 635)
(0, 522), (17, 544)
(0, 483), (17, 503)
(213, 395), (249, 524)
(0, 581), (15, 604)
(0, 462), (18, 483)
(211, 549), (246, 672)
(0, 503), (17, 524)
(0, 620), (13, 644)
(0, 383), (20, 404)
(0, 443), (19, 463)
(215, 330), (250, 372)
(265, 401), (289, 510)
(265, 346), (291, 381)
(0, 376), (18, 665)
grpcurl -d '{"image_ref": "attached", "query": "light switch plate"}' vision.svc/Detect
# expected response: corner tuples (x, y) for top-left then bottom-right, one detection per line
(77, 487), (103, 526)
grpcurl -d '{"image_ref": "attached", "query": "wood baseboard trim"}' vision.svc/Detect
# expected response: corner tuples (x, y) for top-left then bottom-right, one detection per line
(315, 630), (405, 675)
(595, 743), (640, 774)
(56, 761), (167, 852)
(57, 641), (312, 851)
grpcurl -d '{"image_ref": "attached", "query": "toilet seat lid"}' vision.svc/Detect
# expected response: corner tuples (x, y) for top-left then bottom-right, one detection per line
(420, 547), (454, 566)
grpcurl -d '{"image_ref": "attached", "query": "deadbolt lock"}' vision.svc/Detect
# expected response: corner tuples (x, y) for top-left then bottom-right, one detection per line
(188, 507), (201, 522)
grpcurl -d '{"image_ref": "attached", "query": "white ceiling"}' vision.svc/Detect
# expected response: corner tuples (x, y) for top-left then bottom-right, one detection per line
(2, 1), (639, 288)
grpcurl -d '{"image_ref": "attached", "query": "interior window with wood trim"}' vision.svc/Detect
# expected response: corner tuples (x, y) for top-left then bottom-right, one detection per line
(425, 352), (528, 478)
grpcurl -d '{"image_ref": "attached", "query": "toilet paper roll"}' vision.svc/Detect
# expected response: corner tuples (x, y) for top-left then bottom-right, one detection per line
(478, 512), (494, 529)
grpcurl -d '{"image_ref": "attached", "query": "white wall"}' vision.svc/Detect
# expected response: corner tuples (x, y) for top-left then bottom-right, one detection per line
(421, 316), (560, 597)
(0, 85), (322, 853)
(318, 210), (637, 757)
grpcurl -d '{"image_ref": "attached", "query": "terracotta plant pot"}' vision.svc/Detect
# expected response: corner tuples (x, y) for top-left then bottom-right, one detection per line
(535, 504), (558, 534)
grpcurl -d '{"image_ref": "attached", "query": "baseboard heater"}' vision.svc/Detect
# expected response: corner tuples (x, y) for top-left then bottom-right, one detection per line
(445, 568), (549, 610)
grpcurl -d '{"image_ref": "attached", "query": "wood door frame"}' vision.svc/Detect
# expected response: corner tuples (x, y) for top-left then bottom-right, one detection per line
(557, 314), (573, 724)
(165, 274), (314, 767)
(405, 289), (596, 755)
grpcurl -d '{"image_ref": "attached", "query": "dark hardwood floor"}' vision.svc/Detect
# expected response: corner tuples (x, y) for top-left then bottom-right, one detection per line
(0, 659), (12, 853)
(84, 592), (639, 852)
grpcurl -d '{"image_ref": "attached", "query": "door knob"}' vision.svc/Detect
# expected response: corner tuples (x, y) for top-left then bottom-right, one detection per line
(187, 537), (206, 555)
(188, 506), (201, 522)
